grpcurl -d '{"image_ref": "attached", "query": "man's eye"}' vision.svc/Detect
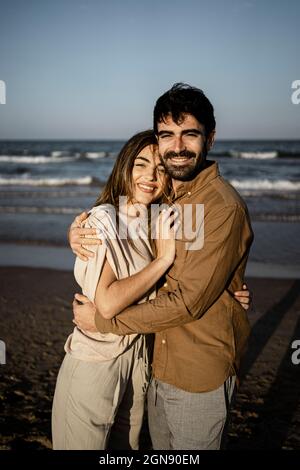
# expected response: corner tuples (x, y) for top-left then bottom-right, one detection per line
(186, 133), (198, 137)
(160, 134), (172, 139)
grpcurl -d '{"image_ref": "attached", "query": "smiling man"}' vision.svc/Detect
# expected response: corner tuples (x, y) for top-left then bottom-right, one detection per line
(71, 83), (253, 450)
(157, 113), (210, 181)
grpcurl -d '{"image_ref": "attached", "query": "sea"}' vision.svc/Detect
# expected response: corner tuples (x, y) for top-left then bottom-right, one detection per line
(0, 139), (299, 273)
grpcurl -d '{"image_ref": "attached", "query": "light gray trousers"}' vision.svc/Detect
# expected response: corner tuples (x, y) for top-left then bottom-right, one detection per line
(147, 376), (236, 450)
(52, 335), (150, 450)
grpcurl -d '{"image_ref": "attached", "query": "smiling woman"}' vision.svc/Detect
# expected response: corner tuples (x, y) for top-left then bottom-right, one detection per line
(51, 129), (177, 450)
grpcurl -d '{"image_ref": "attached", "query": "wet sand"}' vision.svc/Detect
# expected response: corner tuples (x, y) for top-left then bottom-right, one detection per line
(0, 267), (299, 450)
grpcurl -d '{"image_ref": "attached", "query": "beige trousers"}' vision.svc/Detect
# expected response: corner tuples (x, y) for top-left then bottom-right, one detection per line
(52, 335), (150, 450)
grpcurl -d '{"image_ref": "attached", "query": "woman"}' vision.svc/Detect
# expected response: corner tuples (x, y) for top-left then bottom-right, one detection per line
(52, 130), (250, 450)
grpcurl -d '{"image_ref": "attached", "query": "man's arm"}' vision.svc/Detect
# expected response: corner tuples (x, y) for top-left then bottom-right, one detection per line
(95, 204), (253, 335)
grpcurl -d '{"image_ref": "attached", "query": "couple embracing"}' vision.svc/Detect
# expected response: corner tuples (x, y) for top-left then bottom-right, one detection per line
(52, 83), (253, 450)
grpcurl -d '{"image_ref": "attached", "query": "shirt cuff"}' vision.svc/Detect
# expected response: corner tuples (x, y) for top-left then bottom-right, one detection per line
(95, 311), (114, 334)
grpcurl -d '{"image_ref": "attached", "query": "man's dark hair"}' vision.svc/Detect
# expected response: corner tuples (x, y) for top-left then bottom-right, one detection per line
(153, 83), (216, 136)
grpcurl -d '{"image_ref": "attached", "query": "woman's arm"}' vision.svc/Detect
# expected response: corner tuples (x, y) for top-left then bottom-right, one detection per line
(95, 256), (171, 319)
(95, 208), (178, 319)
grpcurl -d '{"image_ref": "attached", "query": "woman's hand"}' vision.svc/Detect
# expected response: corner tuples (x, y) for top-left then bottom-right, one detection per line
(234, 283), (252, 311)
(155, 207), (180, 267)
(68, 211), (102, 261)
(73, 293), (98, 332)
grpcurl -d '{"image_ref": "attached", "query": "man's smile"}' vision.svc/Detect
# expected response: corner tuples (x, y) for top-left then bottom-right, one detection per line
(168, 156), (194, 166)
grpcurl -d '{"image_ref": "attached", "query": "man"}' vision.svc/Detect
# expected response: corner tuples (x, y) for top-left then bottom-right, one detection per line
(70, 83), (253, 449)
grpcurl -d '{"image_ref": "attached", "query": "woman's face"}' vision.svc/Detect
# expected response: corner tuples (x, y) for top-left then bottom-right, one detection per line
(131, 145), (166, 206)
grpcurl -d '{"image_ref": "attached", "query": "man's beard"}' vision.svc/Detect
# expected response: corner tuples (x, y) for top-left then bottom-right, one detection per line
(161, 148), (207, 181)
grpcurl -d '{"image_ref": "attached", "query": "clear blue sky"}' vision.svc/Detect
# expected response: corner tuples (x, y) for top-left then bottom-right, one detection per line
(0, 0), (299, 139)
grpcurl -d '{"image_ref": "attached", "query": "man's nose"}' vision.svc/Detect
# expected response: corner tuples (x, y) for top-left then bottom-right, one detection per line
(173, 136), (185, 153)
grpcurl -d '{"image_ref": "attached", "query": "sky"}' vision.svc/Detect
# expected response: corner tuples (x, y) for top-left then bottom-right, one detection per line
(0, 0), (299, 139)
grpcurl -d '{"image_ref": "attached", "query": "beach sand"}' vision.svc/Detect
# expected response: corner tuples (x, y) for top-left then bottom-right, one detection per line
(0, 267), (299, 450)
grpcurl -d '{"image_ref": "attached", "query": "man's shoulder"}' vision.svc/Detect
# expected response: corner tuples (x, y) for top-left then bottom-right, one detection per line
(209, 175), (248, 213)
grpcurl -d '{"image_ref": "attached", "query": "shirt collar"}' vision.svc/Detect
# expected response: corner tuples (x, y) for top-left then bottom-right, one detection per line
(172, 160), (220, 201)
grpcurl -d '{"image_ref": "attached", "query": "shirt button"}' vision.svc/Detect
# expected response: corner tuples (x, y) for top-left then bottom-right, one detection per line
(162, 339), (166, 344)
(163, 282), (168, 287)
(187, 191), (191, 196)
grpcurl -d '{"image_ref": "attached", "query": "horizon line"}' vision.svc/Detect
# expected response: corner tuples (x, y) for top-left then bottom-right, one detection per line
(1, 137), (300, 142)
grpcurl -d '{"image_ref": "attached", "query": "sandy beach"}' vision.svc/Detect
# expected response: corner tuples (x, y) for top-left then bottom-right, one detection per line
(0, 266), (299, 450)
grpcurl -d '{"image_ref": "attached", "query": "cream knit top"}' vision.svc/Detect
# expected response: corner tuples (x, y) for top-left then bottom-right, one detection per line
(64, 202), (156, 362)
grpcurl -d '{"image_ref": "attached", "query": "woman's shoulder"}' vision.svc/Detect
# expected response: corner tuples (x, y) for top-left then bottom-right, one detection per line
(87, 204), (118, 230)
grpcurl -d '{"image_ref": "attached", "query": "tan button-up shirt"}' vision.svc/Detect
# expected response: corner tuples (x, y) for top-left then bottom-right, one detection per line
(95, 161), (254, 392)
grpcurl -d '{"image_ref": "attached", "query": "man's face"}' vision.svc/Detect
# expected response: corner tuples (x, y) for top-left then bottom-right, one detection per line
(157, 113), (214, 182)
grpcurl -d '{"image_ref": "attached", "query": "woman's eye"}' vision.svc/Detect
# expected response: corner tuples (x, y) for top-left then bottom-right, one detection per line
(134, 163), (145, 167)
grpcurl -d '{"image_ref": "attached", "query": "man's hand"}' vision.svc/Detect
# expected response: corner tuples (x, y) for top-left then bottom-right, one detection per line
(234, 283), (252, 311)
(73, 293), (98, 332)
(68, 211), (102, 261)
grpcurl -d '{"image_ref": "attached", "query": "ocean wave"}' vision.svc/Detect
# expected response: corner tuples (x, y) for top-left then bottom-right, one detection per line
(50, 151), (74, 158)
(230, 179), (300, 191)
(0, 152), (116, 163)
(0, 176), (97, 186)
(241, 191), (300, 200)
(84, 152), (106, 159)
(0, 206), (84, 214)
(1, 150), (298, 162)
(251, 213), (300, 222)
(0, 189), (100, 200)
(107, 151), (117, 158)
(229, 151), (278, 159)
(208, 150), (300, 159)
(0, 155), (80, 164)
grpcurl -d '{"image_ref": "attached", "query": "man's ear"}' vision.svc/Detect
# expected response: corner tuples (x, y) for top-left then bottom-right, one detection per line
(206, 130), (216, 150)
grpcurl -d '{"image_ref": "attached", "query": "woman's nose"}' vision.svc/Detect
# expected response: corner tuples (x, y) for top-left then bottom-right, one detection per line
(144, 167), (157, 180)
